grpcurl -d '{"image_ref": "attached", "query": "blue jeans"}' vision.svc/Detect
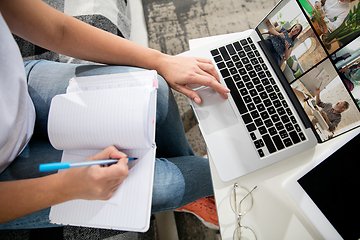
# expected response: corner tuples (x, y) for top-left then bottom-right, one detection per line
(0, 60), (213, 230)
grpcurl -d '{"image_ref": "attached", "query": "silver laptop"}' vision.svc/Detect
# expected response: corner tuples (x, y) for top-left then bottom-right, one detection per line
(182, 0), (360, 181)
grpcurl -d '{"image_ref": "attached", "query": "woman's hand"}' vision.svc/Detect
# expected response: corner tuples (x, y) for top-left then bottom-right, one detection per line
(284, 41), (293, 60)
(155, 55), (230, 104)
(58, 146), (129, 201)
(285, 41), (291, 50)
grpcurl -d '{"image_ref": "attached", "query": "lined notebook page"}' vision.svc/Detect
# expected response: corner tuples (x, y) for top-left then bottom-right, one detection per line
(49, 147), (155, 232)
(48, 86), (152, 150)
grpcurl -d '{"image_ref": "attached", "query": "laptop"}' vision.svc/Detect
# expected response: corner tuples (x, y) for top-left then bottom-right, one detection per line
(182, 0), (360, 181)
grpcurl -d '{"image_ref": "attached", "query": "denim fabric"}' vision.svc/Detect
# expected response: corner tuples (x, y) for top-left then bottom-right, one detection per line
(0, 60), (213, 229)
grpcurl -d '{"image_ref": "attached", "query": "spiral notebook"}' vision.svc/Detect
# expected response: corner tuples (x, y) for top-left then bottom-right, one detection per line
(47, 70), (158, 232)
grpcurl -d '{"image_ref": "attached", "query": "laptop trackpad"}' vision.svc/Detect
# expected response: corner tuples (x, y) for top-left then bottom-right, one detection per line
(193, 87), (238, 135)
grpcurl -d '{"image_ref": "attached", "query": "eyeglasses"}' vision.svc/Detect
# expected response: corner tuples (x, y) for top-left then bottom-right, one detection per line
(229, 183), (258, 240)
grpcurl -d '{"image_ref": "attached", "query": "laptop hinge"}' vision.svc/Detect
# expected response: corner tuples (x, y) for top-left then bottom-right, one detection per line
(256, 37), (321, 142)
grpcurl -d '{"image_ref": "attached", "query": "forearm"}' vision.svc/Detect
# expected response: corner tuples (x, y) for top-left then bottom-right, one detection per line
(1, 0), (229, 102)
(268, 27), (281, 36)
(52, 14), (166, 70)
(0, 174), (68, 224)
(0, 0), (166, 72)
(284, 47), (292, 60)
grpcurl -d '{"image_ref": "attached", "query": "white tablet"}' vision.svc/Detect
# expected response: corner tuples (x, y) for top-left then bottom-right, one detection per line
(285, 129), (360, 240)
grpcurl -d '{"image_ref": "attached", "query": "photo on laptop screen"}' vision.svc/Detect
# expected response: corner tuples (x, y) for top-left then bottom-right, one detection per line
(256, 0), (360, 142)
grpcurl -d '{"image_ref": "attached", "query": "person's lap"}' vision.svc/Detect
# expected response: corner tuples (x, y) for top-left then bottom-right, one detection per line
(0, 60), (213, 229)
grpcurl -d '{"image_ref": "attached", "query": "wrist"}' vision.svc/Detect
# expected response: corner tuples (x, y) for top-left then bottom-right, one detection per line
(151, 52), (170, 75)
(52, 170), (78, 202)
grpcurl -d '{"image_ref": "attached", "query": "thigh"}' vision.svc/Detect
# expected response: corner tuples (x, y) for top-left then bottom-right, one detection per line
(155, 78), (194, 158)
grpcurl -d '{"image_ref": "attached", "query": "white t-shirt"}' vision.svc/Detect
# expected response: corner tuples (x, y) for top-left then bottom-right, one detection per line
(322, 0), (350, 31)
(0, 12), (36, 173)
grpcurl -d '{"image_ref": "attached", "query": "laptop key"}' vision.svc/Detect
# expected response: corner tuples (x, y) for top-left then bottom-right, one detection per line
(268, 127), (277, 136)
(247, 123), (256, 132)
(233, 74), (241, 82)
(224, 77), (248, 114)
(217, 62), (226, 69)
(220, 68), (230, 78)
(271, 114), (280, 122)
(249, 89), (258, 97)
(267, 106), (276, 115)
(233, 41), (242, 51)
(226, 61), (235, 68)
(230, 67), (238, 75)
(251, 110), (260, 119)
(258, 126), (267, 135)
(244, 45), (252, 52)
(240, 88), (248, 96)
(273, 135), (285, 150)
(250, 132), (257, 140)
(242, 113), (252, 124)
(236, 80), (245, 89)
(262, 134), (277, 153)
(275, 122), (284, 130)
(285, 122), (294, 131)
(283, 138), (293, 147)
(219, 47), (230, 61)
(226, 44), (236, 55)
(254, 139), (264, 149)
(264, 119), (273, 128)
(240, 39), (248, 45)
(235, 61), (243, 69)
(269, 92), (278, 100)
(243, 95), (252, 103)
(254, 118), (263, 127)
(279, 130), (288, 139)
(211, 49), (220, 56)
(260, 111), (269, 120)
(258, 149), (265, 157)
(253, 77), (261, 85)
(214, 55), (222, 62)
(247, 102), (256, 111)
(238, 51), (246, 58)
(232, 55), (240, 62)
(281, 115), (290, 124)
(299, 132), (306, 141)
(289, 131), (301, 144)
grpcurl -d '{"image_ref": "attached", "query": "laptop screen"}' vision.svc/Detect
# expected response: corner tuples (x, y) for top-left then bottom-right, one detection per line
(255, 0), (360, 142)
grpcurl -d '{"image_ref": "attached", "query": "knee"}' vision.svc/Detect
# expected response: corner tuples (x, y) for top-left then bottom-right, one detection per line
(151, 158), (185, 213)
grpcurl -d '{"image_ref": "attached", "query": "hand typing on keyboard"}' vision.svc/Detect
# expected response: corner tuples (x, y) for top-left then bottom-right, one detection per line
(156, 55), (230, 104)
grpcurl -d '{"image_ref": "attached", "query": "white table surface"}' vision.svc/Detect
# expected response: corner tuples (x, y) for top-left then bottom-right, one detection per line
(208, 132), (352, 240)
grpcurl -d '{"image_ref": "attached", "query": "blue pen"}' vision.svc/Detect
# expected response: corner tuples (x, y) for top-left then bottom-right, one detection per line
(39, 158), (138, 172)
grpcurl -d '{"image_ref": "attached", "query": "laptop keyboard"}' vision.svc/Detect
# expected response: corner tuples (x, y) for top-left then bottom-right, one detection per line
(210, 37), (306, 158)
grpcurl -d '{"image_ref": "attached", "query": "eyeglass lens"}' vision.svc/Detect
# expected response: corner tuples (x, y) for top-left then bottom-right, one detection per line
(230, 184), (257, 215)
(230, 184), (258, 240)
(233, 225), (257, 240)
